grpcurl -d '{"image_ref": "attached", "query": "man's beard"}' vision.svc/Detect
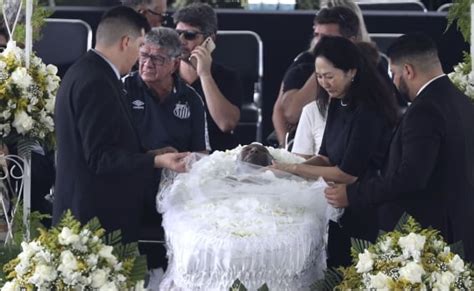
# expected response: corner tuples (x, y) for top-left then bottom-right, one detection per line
(398, 75), (411, 101)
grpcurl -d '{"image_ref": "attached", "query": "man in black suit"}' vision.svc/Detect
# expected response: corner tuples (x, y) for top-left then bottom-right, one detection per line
(325, 33), (474, 263)
(53, 6), (188, 243)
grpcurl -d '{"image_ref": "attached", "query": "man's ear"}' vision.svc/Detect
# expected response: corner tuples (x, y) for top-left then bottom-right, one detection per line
(120, 35), (130, 51)
(403, 63), (415, 80)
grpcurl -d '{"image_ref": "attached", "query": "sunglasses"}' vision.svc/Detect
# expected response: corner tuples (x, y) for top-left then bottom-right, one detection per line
(176, 29), (204, 41)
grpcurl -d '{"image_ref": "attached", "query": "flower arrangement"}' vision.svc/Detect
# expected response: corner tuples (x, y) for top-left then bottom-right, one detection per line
(1, 210), (147, 291)
(315, 214), (474, 290)
(448, 53), (474, 101)
(0, 41), (59, 148)
(446, 0), (474, 101)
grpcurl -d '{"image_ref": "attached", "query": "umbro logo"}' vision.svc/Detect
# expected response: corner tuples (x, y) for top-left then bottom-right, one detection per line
(132, 99), (144, 110)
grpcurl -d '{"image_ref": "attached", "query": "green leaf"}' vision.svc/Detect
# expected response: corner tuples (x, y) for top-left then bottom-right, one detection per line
(104, 229), (123, 247)
(446, 0), (472, 43)
(230, 279), (248, 291)
(350, 238), (372, 255)
(128, 254), (148, 283)
(449, 241), (466, 259)
(0, 244), (22, 282)
(394, 212), (410, 232)
(257, 283), (269, 291)
(311, 267), (343, 291)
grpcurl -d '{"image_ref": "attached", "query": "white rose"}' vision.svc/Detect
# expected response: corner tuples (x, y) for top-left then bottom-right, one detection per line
(44, 97), (55, 113)
(134, 280), (147, 291)
(99, 281), (118, 291)
(58, 250), (78, 274)
(1, 280), (19, 291)
(11, 67), (33, 89)
(45, 75), (59, 93)
(448, 254), (465, 274)
(356, 249), (374, 273)
(379, 237), (392, 253)
(46, 64), (58, 75)
(0, 123), (11, 137)
(0, 109), (11, 120)
(58, 227), (80, 245)
(14, 261), (29, 276)
(432, 271), (456, 289)
(0, 60), (6, 70)
(91, 268), (109, 288)
(399, 262), (425, 283)
(33, 249), (53, 264)
(398, 233), (426, 261)
(99, 245), (118, 265)
(28, 264), (57, 286)
(86, 254), (99, 266)
(368, 272), (391, 290)
(12, 111), (34, 135)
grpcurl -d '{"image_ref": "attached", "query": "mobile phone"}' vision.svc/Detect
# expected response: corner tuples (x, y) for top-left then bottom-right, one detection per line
(189, 37), (216, 68)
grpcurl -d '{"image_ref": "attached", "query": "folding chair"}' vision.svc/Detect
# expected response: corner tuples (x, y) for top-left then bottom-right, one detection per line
(369, 33), (403, 54)
(356, 1), (427, 12)
(33, 18), (92, 77)
(437, 3), (452, 12)
(212, 30), (264, 144)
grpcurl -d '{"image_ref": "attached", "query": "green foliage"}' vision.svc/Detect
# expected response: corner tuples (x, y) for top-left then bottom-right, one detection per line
(311, 267), (343, 291)
(350, 238), (373, 260)
(446, 0), (472, 43)
(230, 279), (248, 291)
(0, 244), (21, 284)
(229, 279), (268, 290)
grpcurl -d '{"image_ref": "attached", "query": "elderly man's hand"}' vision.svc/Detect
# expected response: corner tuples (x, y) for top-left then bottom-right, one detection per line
(324, 183), (349, 208)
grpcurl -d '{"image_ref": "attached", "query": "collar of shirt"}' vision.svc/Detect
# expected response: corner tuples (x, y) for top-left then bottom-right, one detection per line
(91, 49), (121, 80)
(416, 74), (446, 97)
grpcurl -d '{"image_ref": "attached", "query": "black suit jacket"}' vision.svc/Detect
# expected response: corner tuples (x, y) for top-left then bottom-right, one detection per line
(53, 51), (155, 242)
(348, 76), (474, 262)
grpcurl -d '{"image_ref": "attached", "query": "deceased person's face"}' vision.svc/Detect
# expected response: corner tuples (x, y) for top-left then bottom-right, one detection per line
(239, 144), (273, 167)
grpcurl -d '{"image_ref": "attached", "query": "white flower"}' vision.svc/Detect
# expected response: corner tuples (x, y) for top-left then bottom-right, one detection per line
(0, 123), (11, 137)
(449, 254), (465, 274)
(356, 249), (374, 273)
(10, 67), (33, 89)
(134, 280), (147, 291)
(58, 227), (80, 246)
(86, 254), (99, 266)
(44, 97), (55, 113)
(399, 262), (425, 283)
(28, 264), (57, 286)
(14, 261), (29, 276)
(99, 245), (118, 265)
(0, 60), (6, 71)
(368, 272), (391, 290)
(398, 232), (426, 261)
(12, 111), (34, 135)
(0, 109), (11, 120)
(99, 281), (118, 291)
(379, 237), (392, 253)
(3, 41), (23, 60)
(432, 271), (456, 289)
(33, 249), (53, 264)
(91, 268), (109, 288)
(1, 280), (20, 291)
(46, 64), (58, 75)
(58, 250), (78, 274)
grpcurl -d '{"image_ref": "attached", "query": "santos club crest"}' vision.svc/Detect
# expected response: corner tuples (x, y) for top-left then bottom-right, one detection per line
(173, 102), (191, 119)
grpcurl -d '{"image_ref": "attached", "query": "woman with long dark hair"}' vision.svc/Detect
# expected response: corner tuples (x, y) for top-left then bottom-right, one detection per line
(273, 36), (399, 267)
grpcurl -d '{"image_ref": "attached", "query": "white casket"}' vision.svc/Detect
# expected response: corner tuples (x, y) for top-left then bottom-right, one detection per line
(158, 147), (335, 290)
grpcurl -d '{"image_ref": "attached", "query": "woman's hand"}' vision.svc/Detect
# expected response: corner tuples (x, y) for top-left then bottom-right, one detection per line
(270, 161), (296, 173)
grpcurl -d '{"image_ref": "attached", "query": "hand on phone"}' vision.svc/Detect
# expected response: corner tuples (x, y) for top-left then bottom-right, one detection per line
(189, 37), (215, 68)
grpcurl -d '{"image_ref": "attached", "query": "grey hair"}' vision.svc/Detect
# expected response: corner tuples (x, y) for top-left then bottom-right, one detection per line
(121, 0), (152, 9)
(145, 27), (182, 58)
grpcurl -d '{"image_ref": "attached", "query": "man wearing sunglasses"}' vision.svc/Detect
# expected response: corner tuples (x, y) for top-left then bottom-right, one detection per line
(122, 0), (167, 27)
(174, 3), (243, 152)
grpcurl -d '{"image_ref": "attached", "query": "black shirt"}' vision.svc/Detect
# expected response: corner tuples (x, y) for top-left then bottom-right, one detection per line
(124, 72), (209, 153)
(190, 62), (243, 151)
(282, 51), (314, 93)
(319, 98), (393, 179)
